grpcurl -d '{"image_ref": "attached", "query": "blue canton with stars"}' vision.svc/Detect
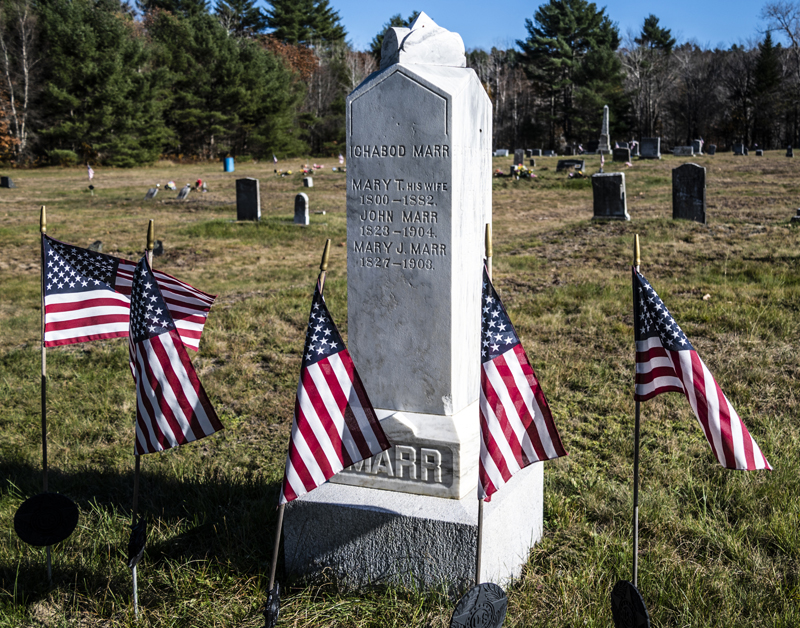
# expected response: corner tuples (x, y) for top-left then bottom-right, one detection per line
(43, 235), (120, 296)
(633, 269), (693, 351)
(481, 266), (521, 363)
(130, 256), (176, 343)
(302, 284), (345, 367)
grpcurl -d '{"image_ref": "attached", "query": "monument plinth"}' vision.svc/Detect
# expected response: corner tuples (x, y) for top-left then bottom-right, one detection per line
(284, 12), (544, 591)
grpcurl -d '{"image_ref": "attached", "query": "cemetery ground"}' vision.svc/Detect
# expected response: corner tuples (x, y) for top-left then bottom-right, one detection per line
(0, 153), (798, 627)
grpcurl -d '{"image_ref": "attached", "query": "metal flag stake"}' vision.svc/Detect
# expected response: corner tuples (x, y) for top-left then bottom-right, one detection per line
(610, 234), (650, 628)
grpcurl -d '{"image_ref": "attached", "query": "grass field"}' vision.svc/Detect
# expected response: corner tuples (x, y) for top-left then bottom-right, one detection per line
(0, 152), (798, 627)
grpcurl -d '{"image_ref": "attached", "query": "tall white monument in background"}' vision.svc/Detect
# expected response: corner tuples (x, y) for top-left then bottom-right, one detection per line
(598, 104), (612, 154)
(284, 12), (545, 592)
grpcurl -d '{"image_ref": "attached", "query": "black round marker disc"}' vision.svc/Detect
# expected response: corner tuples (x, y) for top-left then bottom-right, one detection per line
(14, 493), (79, 547)
(611, 580), (650, 628)
(450, 582), (507, 628)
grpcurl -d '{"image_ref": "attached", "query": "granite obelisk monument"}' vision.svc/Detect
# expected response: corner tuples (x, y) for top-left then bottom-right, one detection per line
(598, 105), (611, 154)
(283, 12), (546, 592)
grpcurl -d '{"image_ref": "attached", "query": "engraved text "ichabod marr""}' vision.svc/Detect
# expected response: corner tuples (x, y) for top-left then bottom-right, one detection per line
(350, 145), (450, 158)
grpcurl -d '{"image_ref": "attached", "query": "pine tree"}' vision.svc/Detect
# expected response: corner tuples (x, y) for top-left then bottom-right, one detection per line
(137, 0), (209, 17)
(636, 14), (675, 52)
(369, 11), (420, 63)
(215, 0), (266, 37)
(753, 31), (783, 147)
(517, 0), (623, 146)
(265, 0), (345, 45)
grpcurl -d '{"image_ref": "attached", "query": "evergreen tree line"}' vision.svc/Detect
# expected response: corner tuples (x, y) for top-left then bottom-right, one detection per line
(0, 0), (797, 166)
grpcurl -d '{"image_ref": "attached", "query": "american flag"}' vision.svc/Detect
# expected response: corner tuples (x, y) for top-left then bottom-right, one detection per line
(129, 255), (223, 455)
(43, 235), (215, 350)
(280, 281), (391, 504)
(633, 268), (771, 470)
(87, 164), (94, 181)
(479, 267), (567, 500)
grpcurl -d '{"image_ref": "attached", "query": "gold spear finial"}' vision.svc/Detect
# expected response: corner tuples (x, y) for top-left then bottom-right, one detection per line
(634, 234), (640, 268)
(147, 220), (155, 252)
(40, 206), (46, 234)
(320, 239), (331, 272)
(485, 223), (492, 259)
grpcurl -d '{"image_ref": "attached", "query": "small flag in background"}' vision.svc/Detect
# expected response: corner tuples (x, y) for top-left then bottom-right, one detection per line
(479, 266), (567, 500)
(280, 281), (391, 504)
(129, 255), (223, 455)
(338, 153), (344, 165)
(273, 154), (278, 163)
(87, 164), (94, 181)
(43, 235), (215, 350)
(615, 141), (620, 149)
(633, 268), (771, 470)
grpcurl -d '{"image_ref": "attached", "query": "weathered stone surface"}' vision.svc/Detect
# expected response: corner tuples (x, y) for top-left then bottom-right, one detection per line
(707, 144), (717, 155)
(598, 105), (611, 153)
(692, 139), (704, 155)
(144, 187), (158, 200)
(285, 463), (543, 592)
(672, 163), (706, 224)
(640, 137), (661, 159)
(303, 177), (314, 187)
(0, 176), (13, 188)
(592, 172), (629, 220)
(556, 159), (585, 172)
(294, 192), (309, 225)
(380, 12), (466, 71)
(236, 178), (260, 221)
(513, 149), (523, 165)
(673, 146), (694, 157)
(612, 147), (630, 162)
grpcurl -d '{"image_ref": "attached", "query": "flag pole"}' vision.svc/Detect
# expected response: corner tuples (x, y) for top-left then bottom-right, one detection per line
(632, 234), (641, 588)
(40, 205), (52, 583)
(131, 220), (154, 618)
(267, 238), (332, 598)
(476, 223), (492, 586)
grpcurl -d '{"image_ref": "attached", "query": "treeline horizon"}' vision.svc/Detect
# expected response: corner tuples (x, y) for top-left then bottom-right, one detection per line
(0, 0), (797, 167)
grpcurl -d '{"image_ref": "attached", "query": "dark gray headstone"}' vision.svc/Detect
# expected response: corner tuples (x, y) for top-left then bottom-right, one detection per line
(529, 158), (536, 168)
(733, 143), (746, 156)
(0, 176), (14, 188)
(586, 140), (600, 153)
(618, 142), (629, 149)
(294, 193), (309, 225)
(756, 149), (764, 156)
(513, 149), (524, 166)
(88, 240), (103, 252)
(630, 143), (639, 157)
(612, 147), (631, 162)
(673, 146), (694, 157)
(744, 147), (749, 155)
(640, 137), (661, 159)
(692, 140), (704, 155)
(543, 150), (556, 157)
(525, 149), (533, 157)
(707, 144), (717, 156)
(556, 159), (585, 172)
(787, 145), (794, 158)
(592, 172), (629, 220)
(153, 240), (164, 256)
(672, 163), (706, 224)
(144, 187), (158, 200)
(236, 178), (260, 221)
(530, 148), (542, 156)
(177, 185), (190, 200)
(792, 208), (800, 223)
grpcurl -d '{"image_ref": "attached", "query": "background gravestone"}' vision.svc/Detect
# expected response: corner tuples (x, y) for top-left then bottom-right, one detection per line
(236, 178), (260, 221)
(630, 142), (639, 157)
(513, 149), (523, 166)
(176, 185), (190, 200)
(598, 105), (611, 153)
(144, 187), (158, 200)
(543, 150), (556, 157)
(756, 149), (764, 156)
(673, 146), (694, 157)
(640, 137), (661, 159)
(303, 177), (313, 187)
(733, 143), (746, 155)
(592, 172), (629, 220)
(612, 147), (630, 162)
(787, 145), (794, 157)
(529, 158), (536, 168)
(564, 146), (575, 155)
(556, 159), (584, 172)
(526, 149), (533, 157)
(692, 139), (704, 154)
(618, 141), (629, 149)
(673, 163), (706, 224)
(293, 192), (309, 225)
(585, 140), (600, 153)
(531, 148), (542, 156)
(707, 144), (717, 155)
(0, 176), (14, 188)
(494, 149), (508, 157)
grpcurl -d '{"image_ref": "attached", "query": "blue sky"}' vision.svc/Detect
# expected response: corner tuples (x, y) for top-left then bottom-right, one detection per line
(322, 0), (770, 52)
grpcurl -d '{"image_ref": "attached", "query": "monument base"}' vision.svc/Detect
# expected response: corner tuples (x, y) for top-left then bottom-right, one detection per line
(283, 463), (543, 595)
